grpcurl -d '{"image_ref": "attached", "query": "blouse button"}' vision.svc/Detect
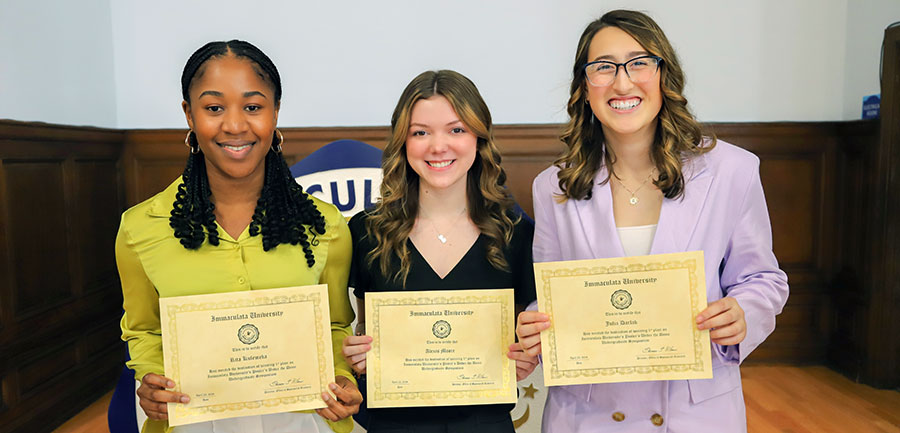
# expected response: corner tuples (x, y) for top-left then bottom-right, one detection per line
(651, 413), (664, 426)
(612, 412), (625, 422)
(238, 277), (246, 284)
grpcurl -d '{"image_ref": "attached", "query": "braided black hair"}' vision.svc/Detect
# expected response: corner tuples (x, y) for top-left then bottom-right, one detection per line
(170, 40), (325, 267)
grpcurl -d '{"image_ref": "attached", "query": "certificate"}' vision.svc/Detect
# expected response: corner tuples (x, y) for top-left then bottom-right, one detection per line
(159, 285), (335, 426)
(534, 251), (712, 386)
(365, 289), (517, 408)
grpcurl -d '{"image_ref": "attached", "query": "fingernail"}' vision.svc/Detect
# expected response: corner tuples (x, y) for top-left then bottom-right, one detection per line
(329, 383), (337, 391)
(167, 381), (175, 388)
(322, 393), (330, 401)
(181, 396), (190, 403)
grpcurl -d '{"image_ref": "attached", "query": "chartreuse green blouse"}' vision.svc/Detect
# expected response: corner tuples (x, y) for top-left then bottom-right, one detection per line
(117, 179), (356, 433)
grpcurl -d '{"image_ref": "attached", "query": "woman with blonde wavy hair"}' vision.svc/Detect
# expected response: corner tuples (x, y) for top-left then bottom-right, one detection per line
(340, 70), (537, 432)
(515, 10), (788, 432)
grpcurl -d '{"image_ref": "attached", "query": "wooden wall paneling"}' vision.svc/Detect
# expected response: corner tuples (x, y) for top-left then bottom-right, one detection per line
(862, 24), (900, 388)
(0, 120), (126, 432)
(0, 158), (10, 331)
(73, 159), (122, 292)
(4, 159), (72, 316)
(122, 129), (188, 207)
(706, 123), (842, 363)
(494, 124), (565, 218)
(825, 23), (900, 389)
(0, 153), (9, 416)
(880, 24), (900, 389)
(828, 120), (877, 380)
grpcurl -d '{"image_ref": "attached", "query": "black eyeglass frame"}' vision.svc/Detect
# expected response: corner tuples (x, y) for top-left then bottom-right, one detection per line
(583, 55), (664, 86)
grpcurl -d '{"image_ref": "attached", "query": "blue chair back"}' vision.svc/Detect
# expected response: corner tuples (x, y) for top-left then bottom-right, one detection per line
(107, 352), (139, 433)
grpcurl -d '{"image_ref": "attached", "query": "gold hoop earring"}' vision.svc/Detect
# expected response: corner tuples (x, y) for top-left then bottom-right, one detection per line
(271, 129), (284, 153)
(184, 130), (200, 154)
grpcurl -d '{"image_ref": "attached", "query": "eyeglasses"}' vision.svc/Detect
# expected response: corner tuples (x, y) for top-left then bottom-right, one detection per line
(583, 55), (663, 87)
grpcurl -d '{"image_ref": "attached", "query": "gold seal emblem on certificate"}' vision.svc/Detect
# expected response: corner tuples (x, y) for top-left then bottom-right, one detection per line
(534, 251), (713, 386)
(432, 320), (452, 339)
(610, 289), (633, 310)
(238, 323), (259, 344)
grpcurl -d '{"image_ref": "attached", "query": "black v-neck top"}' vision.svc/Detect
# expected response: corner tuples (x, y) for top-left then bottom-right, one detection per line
(349, 211), (536, 305)
(348, 210), (536, 425)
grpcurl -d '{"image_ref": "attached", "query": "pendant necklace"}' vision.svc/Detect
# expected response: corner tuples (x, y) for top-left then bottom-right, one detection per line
(421, 207), (467, 244)
(615, 169), (656, 206)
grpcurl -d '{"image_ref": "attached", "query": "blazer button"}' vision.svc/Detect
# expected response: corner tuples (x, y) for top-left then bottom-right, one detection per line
(651, 413), (664, 426)
(612, 412), (625, 422)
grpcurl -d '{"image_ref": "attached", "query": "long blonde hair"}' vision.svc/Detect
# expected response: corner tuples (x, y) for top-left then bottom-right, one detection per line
(556, 9), (714, 201)
(366, 70), (516, 284)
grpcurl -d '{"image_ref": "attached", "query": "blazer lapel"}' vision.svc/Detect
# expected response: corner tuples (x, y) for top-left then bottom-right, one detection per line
(651, 153), (713, 255)
(574, 166), (626, 259)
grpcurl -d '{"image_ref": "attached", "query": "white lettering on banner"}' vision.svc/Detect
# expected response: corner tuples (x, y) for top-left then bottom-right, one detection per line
(294, 167), (383, 217)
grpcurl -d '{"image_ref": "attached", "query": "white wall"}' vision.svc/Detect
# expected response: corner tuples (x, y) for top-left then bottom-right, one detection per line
(843, 0), (900, 119)
(110, 0), (856, 128)
(1, 1), (896, 128)
(0, 0), (117, 128)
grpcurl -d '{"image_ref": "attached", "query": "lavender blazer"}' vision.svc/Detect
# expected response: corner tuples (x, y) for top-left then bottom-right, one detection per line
(531, 141), (788, 432)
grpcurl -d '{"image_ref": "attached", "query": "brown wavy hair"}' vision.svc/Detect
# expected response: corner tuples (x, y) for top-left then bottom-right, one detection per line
(555, 9), (714, 201)
(365, 70), (517, 284)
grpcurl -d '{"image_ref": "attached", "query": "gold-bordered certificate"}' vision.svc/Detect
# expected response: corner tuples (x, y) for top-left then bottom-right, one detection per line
(365, 289), (517, 408)
(159, 285), (334, 426)
(534, 251), (712, 386)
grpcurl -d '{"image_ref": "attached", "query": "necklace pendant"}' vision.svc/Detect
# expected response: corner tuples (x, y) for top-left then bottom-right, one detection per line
(629, 196), (639, 205)
(437, 234), (447, 244)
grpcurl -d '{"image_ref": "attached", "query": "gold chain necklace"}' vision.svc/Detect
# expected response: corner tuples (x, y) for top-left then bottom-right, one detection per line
(614, 169), (656, 206)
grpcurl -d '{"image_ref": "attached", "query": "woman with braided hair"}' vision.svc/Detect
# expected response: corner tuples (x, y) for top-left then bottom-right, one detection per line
(116, 40), (361, 433)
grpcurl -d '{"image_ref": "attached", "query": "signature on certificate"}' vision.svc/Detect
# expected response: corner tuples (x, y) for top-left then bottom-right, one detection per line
(642, 346), (676, 354)
(269, 377), (305, 387)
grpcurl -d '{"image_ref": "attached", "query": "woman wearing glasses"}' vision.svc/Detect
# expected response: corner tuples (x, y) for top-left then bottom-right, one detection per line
(515, 10), (788, 432)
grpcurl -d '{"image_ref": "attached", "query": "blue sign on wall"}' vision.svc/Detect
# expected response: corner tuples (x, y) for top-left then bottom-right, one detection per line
(862, 94), (880, 120)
